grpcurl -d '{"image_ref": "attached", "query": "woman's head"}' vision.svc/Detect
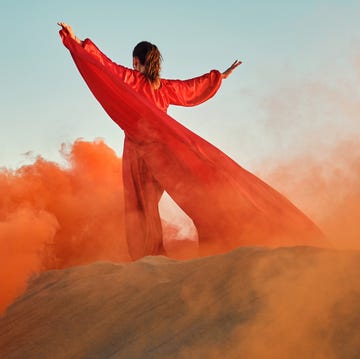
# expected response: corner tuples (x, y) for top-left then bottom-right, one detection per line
(132, 41), (162, 86)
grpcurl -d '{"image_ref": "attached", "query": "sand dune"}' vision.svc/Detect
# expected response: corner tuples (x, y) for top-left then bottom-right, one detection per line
(1, 246), (360, 359)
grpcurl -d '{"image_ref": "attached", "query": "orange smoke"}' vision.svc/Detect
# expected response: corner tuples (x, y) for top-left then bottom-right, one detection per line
(0, 139), (199, 313)
(0, 139), (129, 313)
(261, 139), (360, 249)
(0, 208), (58, 314)
(1, 135), (359, 314)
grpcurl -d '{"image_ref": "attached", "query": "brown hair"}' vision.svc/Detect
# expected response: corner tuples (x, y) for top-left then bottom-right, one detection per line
(132, 41), (162, 86)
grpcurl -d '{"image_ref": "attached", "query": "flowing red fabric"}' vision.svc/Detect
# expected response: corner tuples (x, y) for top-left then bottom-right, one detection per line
(60, 32), (326, 259)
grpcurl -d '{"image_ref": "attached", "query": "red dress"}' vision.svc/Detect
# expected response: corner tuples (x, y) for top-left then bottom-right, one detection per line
(60, 32), (327, 259)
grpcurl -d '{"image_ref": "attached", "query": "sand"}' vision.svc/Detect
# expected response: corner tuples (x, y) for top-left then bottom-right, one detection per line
(1, 246), (360, 359)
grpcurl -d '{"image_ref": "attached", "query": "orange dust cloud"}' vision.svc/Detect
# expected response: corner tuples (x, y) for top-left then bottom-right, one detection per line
(0, 139), (129, 313)
(0, 139), (202, 313)
(2, 134), (359, 314)
(260, 139), (360, 250)
(0, 208), (58, 314)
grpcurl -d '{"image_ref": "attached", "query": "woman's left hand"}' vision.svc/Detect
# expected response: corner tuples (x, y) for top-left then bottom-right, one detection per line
(222, 60), (242, 79)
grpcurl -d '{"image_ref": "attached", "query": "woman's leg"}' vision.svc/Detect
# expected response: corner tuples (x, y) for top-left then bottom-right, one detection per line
(122, 138), (165, 260)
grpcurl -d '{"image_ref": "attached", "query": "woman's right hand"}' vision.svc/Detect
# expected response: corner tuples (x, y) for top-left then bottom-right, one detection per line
(57, 22), (82, 44)
(57, 22), (75, 37)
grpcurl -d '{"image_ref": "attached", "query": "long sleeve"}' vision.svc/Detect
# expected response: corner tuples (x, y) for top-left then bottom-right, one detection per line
(60, 31), (136, 84)
(164, 70), (222, 107)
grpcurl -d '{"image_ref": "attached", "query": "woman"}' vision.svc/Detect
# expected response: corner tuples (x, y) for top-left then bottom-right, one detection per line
(58, 23), (326, 260)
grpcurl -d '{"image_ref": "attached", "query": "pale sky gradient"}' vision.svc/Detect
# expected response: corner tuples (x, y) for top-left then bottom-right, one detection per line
(1, 0), (359, 170)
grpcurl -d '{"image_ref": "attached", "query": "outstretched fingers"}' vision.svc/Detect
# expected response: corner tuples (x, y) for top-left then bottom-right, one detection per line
(231, 60), (242, 70)
(222, 59), (242, 79)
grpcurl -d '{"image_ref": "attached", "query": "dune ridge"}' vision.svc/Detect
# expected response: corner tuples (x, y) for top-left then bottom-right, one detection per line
(1, 246), (360, 359)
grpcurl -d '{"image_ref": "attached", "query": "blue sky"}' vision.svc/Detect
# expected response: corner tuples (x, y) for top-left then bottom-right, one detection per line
(1, 0), (359, 170)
